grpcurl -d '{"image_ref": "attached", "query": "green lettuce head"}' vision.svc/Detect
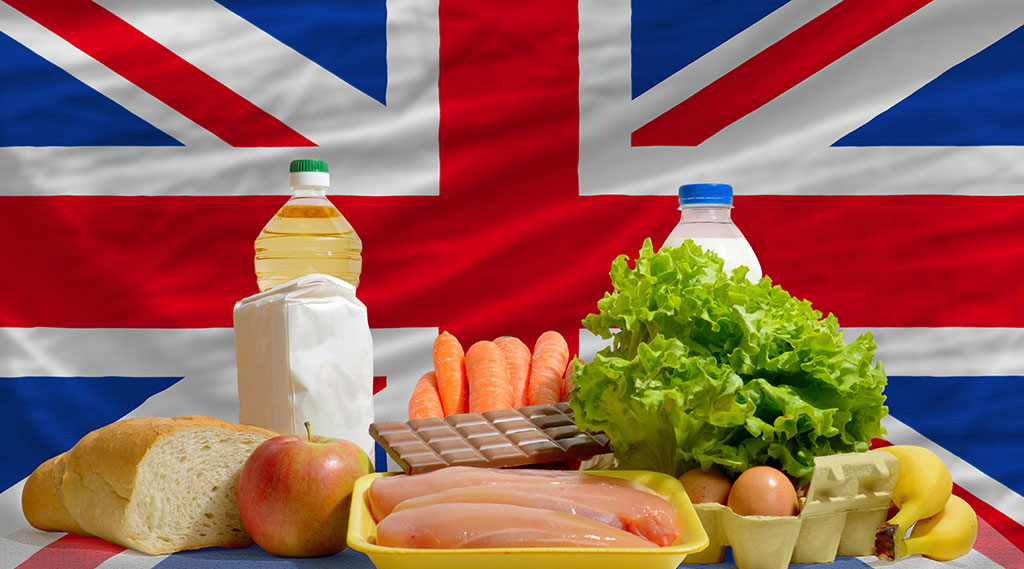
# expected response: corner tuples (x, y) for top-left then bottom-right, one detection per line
(571, 239), (888, 485)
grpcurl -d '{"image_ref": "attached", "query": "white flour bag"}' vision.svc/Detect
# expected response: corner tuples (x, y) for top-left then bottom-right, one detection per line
(233, 274), (374, 463)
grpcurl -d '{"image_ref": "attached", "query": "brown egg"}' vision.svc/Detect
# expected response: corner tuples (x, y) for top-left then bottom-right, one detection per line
(726, 466), (800, 517)
(679, 467), (733, 505)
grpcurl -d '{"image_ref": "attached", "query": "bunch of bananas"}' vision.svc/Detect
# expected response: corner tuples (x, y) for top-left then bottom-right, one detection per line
(874, 445), (979, 562)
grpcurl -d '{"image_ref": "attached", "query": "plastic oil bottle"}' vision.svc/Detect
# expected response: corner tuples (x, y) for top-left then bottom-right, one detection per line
(661, 183), (762, 281)
(254, 159), (362, 291)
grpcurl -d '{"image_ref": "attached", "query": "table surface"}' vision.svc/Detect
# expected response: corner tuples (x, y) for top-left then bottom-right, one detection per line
(2, 520), (1021, 569)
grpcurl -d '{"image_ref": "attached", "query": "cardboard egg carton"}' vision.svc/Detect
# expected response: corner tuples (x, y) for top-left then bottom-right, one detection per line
(683, 450), (898, 569)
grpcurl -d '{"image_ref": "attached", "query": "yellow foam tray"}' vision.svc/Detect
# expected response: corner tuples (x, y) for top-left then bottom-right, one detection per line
(683, 450), (899, 569)
(347, 469), (709, 569)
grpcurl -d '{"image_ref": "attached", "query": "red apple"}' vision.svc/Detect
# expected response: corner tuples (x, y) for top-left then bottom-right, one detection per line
(237, 422), (373, 557)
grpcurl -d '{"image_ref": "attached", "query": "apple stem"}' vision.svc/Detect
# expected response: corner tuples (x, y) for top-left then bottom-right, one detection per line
(304, 421), (312, 443)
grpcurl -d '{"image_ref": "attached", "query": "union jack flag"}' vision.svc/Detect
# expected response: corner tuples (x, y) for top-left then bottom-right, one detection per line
(1, 0), (1023, 567)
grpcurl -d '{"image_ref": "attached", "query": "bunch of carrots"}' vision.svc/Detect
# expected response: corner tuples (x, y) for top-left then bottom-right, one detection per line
(408, 330), (577, 420)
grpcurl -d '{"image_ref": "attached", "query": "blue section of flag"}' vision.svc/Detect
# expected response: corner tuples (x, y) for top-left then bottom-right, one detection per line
(885, 375), (1024, 496)
(630, 0), (788, 99)
(156, 544), (376, 567)
(216, 0), (388, 105)
(375, 442), (390, 473)
(0, 32), (182, 147)
(0, 376), (181, 490)
(835, 25), (1024, 146)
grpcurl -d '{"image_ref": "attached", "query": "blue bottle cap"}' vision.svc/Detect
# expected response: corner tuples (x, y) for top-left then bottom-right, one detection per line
(679, 183), (733, 206)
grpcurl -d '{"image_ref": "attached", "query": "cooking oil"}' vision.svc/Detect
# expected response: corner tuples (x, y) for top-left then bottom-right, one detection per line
(254, 159), (362, 291)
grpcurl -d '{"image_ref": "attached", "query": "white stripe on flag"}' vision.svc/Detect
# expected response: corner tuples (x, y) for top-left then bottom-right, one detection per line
(578, 0), (1024, 197)
(0, 481), (28, 542)
(0, 528), (62, 569)
(857, 549), (1004, 568)
(0, 0), (441, 197)
(0, 326), (436, 423)
(842, 327), (1024, 377)
(94, 0), (385, 137)
(96, 551), (167, 569)
(0, 1), (218, 146)
(628, 0), (842, 131)
(0, 528), (168, 569)
(699, 0), (1024, 151)
(0, 326), (438, 537)
(1, 327), (241, 420)
(96, 0), (444, 150)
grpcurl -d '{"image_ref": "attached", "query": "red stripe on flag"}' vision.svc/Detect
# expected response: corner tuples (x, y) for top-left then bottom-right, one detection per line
(6, 0), (314, 147)
(2, 195), (1023, 330)
(738, 194), (1024, 328)
(16, 534), (125, 569)
(956, 484), (1024, 557)
(435, 0), (582, 345)
(631, 0), (933, 147)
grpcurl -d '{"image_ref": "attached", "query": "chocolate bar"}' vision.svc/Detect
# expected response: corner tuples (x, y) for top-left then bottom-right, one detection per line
(369, 403), (611, 474)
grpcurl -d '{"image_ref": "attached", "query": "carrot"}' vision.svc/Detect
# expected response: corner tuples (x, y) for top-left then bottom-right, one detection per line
(465, 340), (514, 413)
(560, 357), (577, 402)
(408, 371), (445, 420)
(493, 336), (531, 408)
(527, 331), (570, 406)
(433, 331), (468, 416)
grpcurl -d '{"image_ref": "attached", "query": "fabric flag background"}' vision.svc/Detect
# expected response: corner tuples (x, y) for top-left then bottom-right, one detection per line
(1, 0), (1023, 567)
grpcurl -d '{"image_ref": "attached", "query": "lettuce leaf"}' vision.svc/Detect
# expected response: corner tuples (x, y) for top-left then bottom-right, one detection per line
(571, 239), (888, 484)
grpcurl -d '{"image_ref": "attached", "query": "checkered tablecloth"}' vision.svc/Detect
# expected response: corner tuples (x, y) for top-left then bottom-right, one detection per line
(3, 512), (1022, 569)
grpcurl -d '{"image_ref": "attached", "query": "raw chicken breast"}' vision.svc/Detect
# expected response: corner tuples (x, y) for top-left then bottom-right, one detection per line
(376, 502), (659, 549)
(392, 482), (678, 546)
(367, 466), (653, 521)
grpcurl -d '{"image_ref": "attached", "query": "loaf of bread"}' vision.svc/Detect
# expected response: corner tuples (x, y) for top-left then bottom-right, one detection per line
(22, 416), (276, 555)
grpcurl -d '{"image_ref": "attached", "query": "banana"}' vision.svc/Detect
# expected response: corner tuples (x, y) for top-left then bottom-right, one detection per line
(874, 445), (953, 560)
(899, 494), (978, 561)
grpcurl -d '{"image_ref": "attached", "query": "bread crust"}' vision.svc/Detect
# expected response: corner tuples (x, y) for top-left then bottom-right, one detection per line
(22, 452), (92, 536)
(22, 416), (275, 554)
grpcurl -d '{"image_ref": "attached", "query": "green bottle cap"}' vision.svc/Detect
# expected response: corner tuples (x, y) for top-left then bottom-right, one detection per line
(289, 159), (329, 174)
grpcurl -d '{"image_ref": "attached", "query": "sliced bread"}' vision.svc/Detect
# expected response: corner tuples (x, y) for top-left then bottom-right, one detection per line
(22, 416), (275, 555)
